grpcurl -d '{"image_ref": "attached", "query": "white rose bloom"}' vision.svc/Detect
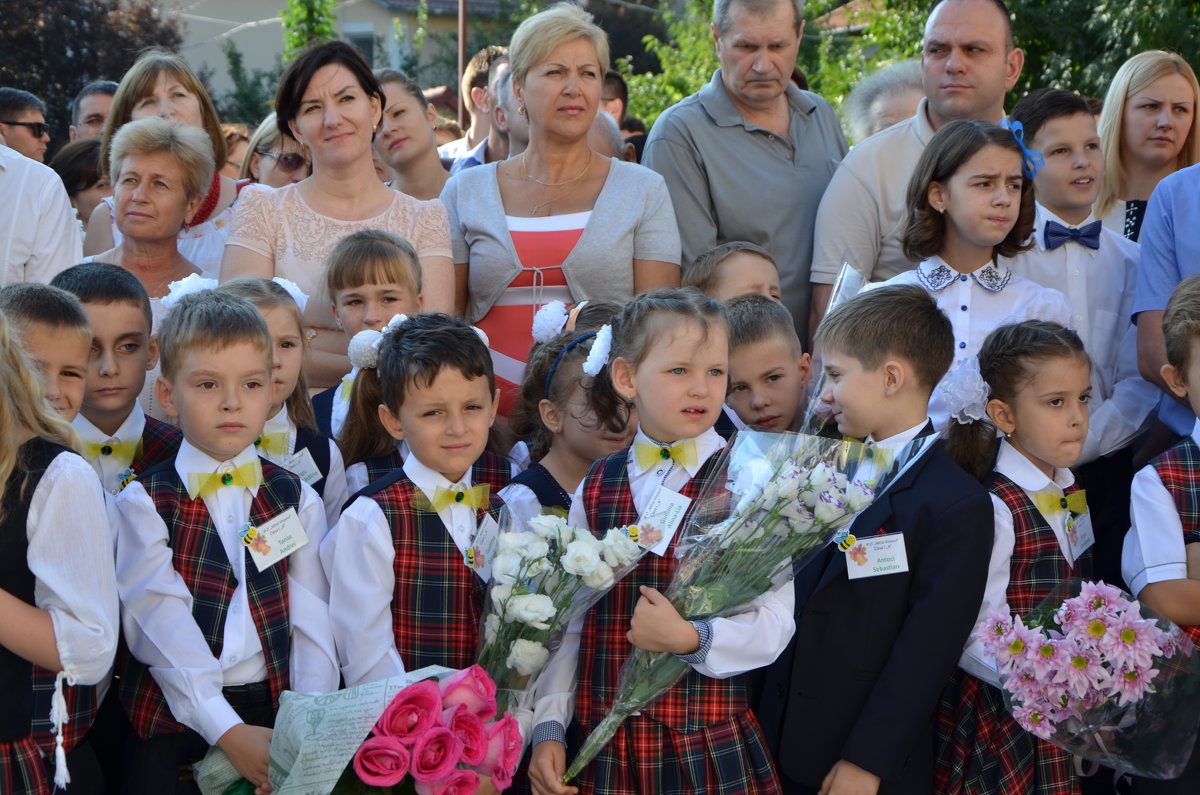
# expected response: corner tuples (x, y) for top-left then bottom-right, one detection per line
(497, 531), (524, 556)
(492, 552), (523, 585)
(506, 593), (556, 630)
(506, 639), (551, 676)
(583, 560), (615, 589)
(503, 533), (550, 561)
(601, 528), (641, 567)
(485, 614), (500, 644)
(813, 491), (846, 524)
(561, 539), (602, 576)
(527, 514), (566, 539)
(845, 480), (875, 513)
(490, 583), (513, 611)
(807, 462), (836, 493)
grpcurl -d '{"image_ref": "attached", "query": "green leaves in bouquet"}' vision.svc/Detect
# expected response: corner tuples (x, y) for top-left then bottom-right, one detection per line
(221, 780), (257, 795)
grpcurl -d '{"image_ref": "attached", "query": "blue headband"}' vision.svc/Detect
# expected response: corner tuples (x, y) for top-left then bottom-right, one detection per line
(998, 119), (1043, 180)
(544, 332), (597, 400)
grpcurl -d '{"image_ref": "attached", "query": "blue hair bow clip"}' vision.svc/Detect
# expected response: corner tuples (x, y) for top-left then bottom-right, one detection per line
(998, 119), (1044, 180)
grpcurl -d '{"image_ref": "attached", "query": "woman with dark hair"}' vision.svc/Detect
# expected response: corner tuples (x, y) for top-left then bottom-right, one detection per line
(220, 41), (453, 388)
(85, 49), (242, 277)
(374, 69), (449, 200)
(48, 138), (112, 238)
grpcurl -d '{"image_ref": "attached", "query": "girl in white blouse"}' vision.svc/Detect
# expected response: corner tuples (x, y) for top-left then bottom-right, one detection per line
(871, 120), (1072, 430)
(0, 313), (119, 793)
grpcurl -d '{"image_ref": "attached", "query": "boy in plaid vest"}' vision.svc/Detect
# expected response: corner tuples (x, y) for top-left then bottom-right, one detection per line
(530, 289), (793, 795)
(1123, 277), (1200, 792)
(323, 313), (509, 689)
(114, 291), (338, 794)
(757, 286), (993, 794)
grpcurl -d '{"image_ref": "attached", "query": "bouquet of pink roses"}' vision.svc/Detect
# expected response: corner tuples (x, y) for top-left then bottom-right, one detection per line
(333, 666), (522, 794)
(976, 580), (1200, 778)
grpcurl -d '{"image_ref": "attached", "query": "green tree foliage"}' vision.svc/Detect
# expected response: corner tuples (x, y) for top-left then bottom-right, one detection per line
(280, 0), (338, 63)
(620, 0), (1200, 131)
(0, 0), (182, 153)
(219, 41), (282, 125)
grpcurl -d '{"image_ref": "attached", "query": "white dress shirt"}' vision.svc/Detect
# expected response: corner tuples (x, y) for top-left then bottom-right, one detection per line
(959, 440), (1082, 687)
(115, 440), (338, 745)
(0, 145), (82, 286)
(73, 406), (147, 496)
(1122, 418), (1200, 597)
(322, 453), (491, 687)
(1006, 204), (1157, 461)
(258, 406), (349, 531)
(534, 427), (796, 734)
(27, 451), (119, 687)
(870, 257), (1073, 430)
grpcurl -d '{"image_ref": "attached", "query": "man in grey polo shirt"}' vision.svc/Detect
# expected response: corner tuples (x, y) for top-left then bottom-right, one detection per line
(643, 0), (846, 339)
(807, 0), (1024, 335)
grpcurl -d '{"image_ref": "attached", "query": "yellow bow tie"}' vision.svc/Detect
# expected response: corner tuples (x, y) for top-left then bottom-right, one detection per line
(84, 438), (141, 463)
(633, 439), (698, 470)
(420, 484), (491, 512)
(187, 460), (263, 500)
(254, 431), (291, 457)
(1033, 488), (1088, 517)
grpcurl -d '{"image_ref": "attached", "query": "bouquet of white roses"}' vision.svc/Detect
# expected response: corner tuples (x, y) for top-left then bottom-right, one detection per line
(564, 429), (936, 783)
(976, 580), (1200, 778)
(476, 512), (649, 720)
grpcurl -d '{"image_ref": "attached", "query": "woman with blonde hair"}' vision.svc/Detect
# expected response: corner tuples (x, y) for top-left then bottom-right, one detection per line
(86, 49), (243, 276)
(1096, 50), (1200, 241)
(238, 112), (310, 187)
(441, 2), (680, 425)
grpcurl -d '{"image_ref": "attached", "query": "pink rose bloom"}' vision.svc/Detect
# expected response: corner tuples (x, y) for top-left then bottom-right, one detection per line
(476, 713), (522, 790)
(353, 735), (412, 787)
(410, 726), (465, 783)
(376, 680), (444, 744)
(444, 704), (488, 766)
(415, 769), (481, 795)
(439, 665), (498, 720)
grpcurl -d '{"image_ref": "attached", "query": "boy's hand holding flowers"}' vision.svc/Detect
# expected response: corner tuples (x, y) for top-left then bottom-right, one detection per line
(627, 586), (700, 655)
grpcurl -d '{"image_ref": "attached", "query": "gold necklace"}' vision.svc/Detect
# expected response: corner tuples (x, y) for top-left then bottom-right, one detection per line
(522, 149), (594, 187)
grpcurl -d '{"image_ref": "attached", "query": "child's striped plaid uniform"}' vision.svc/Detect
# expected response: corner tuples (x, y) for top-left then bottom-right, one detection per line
(118, 458), (298, 740)
(1151, 436), (1200, 645)
(574, 449), (781, 795)
(934, 474), (1091, 795)
(357, 462), (505, 670)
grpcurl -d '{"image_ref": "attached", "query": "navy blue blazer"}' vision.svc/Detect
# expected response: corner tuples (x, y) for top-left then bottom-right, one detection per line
(757, 437), (994, 793)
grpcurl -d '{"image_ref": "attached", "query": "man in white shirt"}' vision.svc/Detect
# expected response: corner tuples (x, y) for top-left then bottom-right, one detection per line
(0, 144), (82, 285)
(808, 0), (1024, 336)
(438, 45), (508, 162)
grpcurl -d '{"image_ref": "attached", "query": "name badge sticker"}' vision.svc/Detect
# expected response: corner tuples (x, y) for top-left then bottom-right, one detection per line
(845, 532), (910, 580)
(467, 514), (500, 582)
(281, 447), (323, 486)
(245, 507), (310, 572)
(637, 486), (693, 556)
(1067, 511), (1095, 564)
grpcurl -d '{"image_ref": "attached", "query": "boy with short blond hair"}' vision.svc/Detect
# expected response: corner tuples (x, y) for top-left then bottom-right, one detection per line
(114, 290), (338, 794)
(761, 284), (994, 794)
(51, 263), (182, 497)
(724, 293), (811, 431)
(0, 283), (91, 422)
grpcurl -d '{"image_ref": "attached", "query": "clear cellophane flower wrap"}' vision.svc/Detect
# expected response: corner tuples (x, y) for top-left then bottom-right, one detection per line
(475, 507), (650, 727)
(976, 579), (1200, 778)
(564, 429), (938, 783)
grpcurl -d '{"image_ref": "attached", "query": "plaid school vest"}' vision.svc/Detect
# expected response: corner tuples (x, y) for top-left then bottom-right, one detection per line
(1151, 438), (1200, 643)
(360, 465), (504, 670)
(119, 458), (298, 740)
(988, 474), (1093, 616)
(578, 450), (747, 735)
(133, 416), (183, 476)
(0, 440), (67, 743)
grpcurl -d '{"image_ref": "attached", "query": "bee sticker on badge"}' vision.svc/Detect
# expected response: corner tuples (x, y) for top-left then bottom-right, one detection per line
(240, 523), (258, 546)
(834, 527), (857, 551)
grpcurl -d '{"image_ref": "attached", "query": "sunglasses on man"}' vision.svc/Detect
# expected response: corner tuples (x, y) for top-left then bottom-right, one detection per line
(1, 120), (49, 138)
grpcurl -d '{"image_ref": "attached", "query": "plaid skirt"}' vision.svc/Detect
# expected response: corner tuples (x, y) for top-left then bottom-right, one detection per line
(0, 736), (50, 795)
(934, 668), (1079, 795)
(574, 710), (781, 795)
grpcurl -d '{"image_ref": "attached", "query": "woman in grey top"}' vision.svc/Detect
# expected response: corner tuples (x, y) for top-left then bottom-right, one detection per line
(441, 5), (680, 420)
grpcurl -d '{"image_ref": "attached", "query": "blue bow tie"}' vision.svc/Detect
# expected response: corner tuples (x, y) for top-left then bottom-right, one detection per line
(1044, 220), (1101, 251)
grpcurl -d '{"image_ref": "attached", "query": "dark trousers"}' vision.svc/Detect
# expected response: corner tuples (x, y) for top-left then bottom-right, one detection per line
(122, 683), (274, 795)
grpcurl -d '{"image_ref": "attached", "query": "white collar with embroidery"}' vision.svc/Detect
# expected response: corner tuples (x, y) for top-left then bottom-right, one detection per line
(916, 256), (1013, 293)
